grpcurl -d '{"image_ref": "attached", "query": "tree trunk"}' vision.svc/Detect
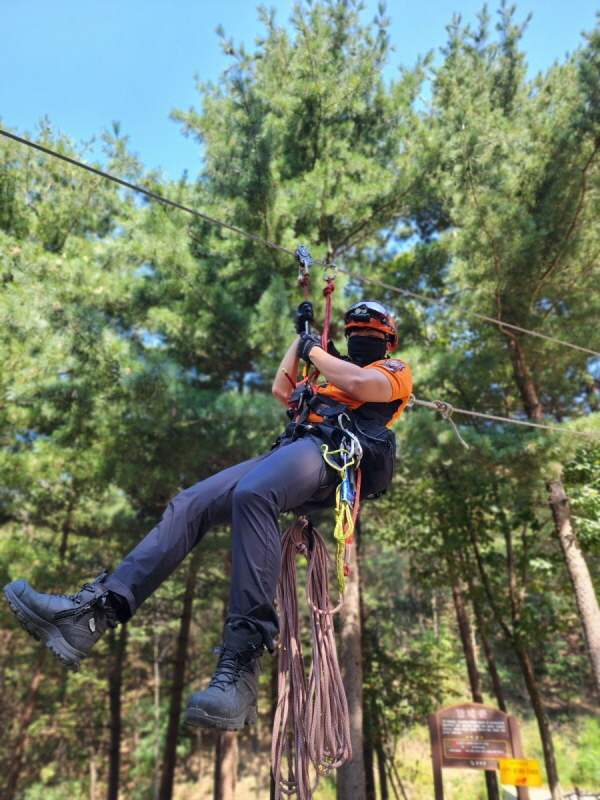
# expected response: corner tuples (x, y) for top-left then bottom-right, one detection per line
(471, 530), (564, 799)
(359, 558), (377, 800)
(505, 338), (567, 797)
(336, 519), (366, 800)
(3, 643), (46, 800)
(158, 555), (201, 800)
(153, 633), (162, 800)
(514, 641), (564, 800)
(90, 745), (97, 800)
(213, 551), (237, 800)
(107, 624), (128, 800)
(363, 738), (376, 800)
(450, 578), (500, 800)
(375, 739), (389, 800)
(213, 731), (238, 800)
(451, 580), (483, 702)
(547, 478), (600, 701)
(470, 591), (507, 712)
(270, 647), (279, 800)
(506, 336), (543, 421)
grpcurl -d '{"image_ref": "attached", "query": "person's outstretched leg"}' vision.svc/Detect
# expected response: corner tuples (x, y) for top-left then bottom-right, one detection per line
(102, 452), (273, 617)
(3, 452), (271, 671)
(186, 435), (335, 730)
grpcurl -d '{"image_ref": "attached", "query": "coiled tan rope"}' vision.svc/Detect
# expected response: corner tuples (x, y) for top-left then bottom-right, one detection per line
(271, 517), (352, 800)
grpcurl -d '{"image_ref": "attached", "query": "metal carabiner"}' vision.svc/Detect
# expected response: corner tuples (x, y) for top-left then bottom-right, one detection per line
(323, 263), (337, 282)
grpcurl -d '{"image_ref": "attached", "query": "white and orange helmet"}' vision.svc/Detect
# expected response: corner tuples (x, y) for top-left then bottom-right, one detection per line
(344, 300), (398, 351)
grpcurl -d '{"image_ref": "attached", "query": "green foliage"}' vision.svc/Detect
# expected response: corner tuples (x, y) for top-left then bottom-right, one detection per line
(563, 441), (600, 550)
(2, 2), (600, 797)
(569, 717), (600, 785)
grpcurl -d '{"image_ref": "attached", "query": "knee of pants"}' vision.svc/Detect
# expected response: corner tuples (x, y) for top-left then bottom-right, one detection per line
(231, 480), (279, 519)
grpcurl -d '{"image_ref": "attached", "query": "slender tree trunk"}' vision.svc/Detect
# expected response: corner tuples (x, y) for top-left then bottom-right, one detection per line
(213, 551), (237, 800)
(363, 738), (376, 800)
(471, 529), (564, 799)
(107, 624), (128, 800)
(514, 642), (564, 800)
(358, 527), (376, 800)
(4, 643), (46, 800)
(470, 592), (507, 712)
(270, 647), (279, 800)
(505, 339), (567, 797)
(213, 731), (237, 800)
(336, 519), (366, 800)
(90, 745), (97, 800)
(153, 635), (162, 800)
(451, 580), (483, 701)
(450, 576), (500, 800)
(547, 478), (600, 701)
(158, 554), (201, 800)
(506, 336), (543, 421)
(375, 740), (389, 800)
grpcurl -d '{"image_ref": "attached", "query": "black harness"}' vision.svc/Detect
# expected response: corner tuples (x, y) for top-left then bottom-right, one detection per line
(285, 382), (402, 499)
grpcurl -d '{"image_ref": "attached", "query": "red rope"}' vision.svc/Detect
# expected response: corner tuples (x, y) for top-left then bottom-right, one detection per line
(320, 278), (335, 350)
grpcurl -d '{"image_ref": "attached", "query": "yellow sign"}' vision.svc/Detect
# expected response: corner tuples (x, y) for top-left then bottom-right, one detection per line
(498, 758), (543, 787)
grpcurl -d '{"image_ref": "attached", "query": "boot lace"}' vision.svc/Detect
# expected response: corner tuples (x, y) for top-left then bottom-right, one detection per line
(54, 571), (118, 627)
(208, 645), (261, 690)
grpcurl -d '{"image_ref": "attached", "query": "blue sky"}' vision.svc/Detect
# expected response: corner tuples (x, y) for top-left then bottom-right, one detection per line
(1, 0), (598, 180)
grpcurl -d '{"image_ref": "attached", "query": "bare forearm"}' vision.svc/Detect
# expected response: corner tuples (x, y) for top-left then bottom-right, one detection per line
(272, 336), (301, 405)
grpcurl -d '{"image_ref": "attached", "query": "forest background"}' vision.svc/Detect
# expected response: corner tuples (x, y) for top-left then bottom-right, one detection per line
(1, 1), (600, 800)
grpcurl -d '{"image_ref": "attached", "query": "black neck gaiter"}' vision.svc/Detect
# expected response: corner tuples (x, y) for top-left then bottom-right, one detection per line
(347, 336), (387, 366)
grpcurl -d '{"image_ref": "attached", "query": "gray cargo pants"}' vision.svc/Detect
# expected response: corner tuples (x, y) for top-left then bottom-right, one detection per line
(103, 433), (337, 650)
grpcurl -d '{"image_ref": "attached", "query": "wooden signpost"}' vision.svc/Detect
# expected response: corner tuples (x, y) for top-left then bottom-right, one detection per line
(429, 702), (535, 799)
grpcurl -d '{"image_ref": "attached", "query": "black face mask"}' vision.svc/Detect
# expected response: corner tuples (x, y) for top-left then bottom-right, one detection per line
(347, 335), (387, 366)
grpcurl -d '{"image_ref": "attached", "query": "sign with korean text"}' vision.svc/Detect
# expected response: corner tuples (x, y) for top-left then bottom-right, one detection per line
(430, 702), (513, 770)
(498, 758), (542, 787)
(429, 703), (532, 800)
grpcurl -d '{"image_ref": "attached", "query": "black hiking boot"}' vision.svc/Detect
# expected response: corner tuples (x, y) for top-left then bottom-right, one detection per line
(3, 570), (118, 672)
(185, 621), (264, 731)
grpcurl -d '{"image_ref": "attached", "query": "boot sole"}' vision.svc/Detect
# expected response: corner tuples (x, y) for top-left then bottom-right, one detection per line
(3, 585), (82, 672)
(184, 704), (258, 732)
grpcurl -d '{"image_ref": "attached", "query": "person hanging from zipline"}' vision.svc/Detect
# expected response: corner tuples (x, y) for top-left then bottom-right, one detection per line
(4, 297), (412, 732)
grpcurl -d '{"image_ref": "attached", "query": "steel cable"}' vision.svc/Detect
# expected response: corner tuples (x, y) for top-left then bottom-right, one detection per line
(1, 127), (598, 359)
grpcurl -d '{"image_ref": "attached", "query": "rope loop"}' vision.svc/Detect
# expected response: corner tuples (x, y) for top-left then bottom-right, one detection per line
(433, 399), (453, 419)
(408, 393), (471, 449)
(272, 518), (352, 800)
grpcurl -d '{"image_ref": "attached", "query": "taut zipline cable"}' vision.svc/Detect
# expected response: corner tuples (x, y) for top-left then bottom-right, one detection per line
(336, 270), (600, 358)
(2, 127), (598, 359)
(0, 128), (292, 259)
(408, 395), (600, 445)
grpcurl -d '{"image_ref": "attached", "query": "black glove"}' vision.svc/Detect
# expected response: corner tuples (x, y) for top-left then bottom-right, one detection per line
(297, 332), (322, 363)
(296, 301), (314, 334)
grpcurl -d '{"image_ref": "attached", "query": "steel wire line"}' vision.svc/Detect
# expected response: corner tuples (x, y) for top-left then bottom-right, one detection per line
(3, 126), (600, 445)
(2, 127), (598, 359)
